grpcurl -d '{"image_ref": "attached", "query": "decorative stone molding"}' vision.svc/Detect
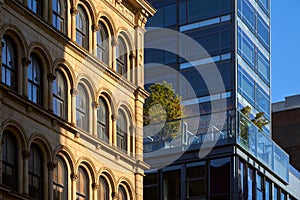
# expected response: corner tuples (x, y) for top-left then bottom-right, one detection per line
(22, 150), (31, 159)
(96, 143), (101, 150)
(129, 51), (136, 60)
(47, 73), (56, 82)
(115, 154), (120, 160)
(92, 183), (99, 190)
(47, 162), (57, 171)
(70, 7), (78, 16)
(71, 173), (78, 181)
(92, 102), (99, 109)
(74, 132), (80, 139)
(22, 57), (31, 67)
(112, 192), (119, 199)
(92, 24), (100, 32)
(111, 114), (118, 121)
(26, 105), (33, 113)
(111, 38), (118, 47)
(71, 88), (79, 96)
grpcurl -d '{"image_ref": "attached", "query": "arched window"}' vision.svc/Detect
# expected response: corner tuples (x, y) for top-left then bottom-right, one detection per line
(96, 22), (109, 64)
(28, 54), (42, 105)
(76, 167), (89, 200)
(2, 131), (18, 190)
(53, 157), (68, 200)
(28, 0), (42, 16)
(76, 6), (88, 49)
(53, 70), (67, 119)
(117, 110), (128, 152)
(97, 97), (108, 142)
(76, 84), (89, 132)
(2, 37), (16, 89)
(116, 37), (127, 78)
(28, 144), (43, 199)
(118, 185), (127, 200)
(52, 0), (65, 32)
(98, 176), (109, 200)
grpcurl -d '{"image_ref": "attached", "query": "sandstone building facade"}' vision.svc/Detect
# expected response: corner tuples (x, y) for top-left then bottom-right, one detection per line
(0, 0), (154, 199)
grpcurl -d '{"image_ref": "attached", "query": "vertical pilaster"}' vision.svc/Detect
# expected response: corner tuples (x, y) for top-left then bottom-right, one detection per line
(22, 150), (31, 195)
(134, 87), (148, 161)
(71, 88), (78, 125)
(92, 24), (99, 56)
(22, 57), (31, 99)
(48, 162), (57, 200)
(111, 38), (118, 71)
(92, 102), (99, 137)
(129, 52), (136, 85)
(111, 114), (118, 147)
(92, 183), (99, 200)
(70, 8), (78, 42)
(47, 73), (56, 112)
(71, 173), (78, 200)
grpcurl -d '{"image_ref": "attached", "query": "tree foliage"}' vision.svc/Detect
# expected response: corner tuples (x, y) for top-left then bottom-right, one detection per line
(143, 82), (183, 140)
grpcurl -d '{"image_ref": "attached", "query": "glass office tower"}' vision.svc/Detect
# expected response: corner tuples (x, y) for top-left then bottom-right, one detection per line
(143, 0), (300, 199)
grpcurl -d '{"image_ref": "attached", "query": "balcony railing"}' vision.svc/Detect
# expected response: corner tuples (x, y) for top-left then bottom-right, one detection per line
(237, 110), (289, 182)
(143, 112), (234, 153)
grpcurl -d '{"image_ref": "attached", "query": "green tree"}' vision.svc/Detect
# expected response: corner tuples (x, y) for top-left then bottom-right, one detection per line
(144, 81), (183, 140)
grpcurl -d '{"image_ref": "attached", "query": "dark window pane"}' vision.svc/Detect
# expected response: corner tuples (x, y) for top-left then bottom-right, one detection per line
(163, 170), (180, 200)
(210, 157), (230, 197)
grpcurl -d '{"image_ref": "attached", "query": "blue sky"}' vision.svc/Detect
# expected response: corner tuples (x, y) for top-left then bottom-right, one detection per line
(271, 0), (300, 102)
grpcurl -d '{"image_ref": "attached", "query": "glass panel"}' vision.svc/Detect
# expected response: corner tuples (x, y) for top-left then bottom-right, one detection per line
(163, 170), (180, 200)
(238, 0), (255, 31)
(258, 0), (269, 14)
(210, 158), (230, 198)
(258, 15), (270, 48)
(76, 85), (89, 132)
(186, 162), (206, 198)
(248, 168), (254, 199)
(258, 51), (270, 84)
(118, 186), (127, 200)
(238, 29), (255, 67)
(238, 160), (247, 199)
(99, 177), (109, 200)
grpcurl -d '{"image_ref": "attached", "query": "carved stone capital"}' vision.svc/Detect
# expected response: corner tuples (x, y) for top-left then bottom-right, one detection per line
(92, 183), (99, 190)
(70, 7), (78, 16)
(112, 192), (119, 199)
(92, 24), (99, 32)
(22, 57), (31, 67)
(129, 125), (136, 132)
(22, 150), (31, 159)
(71, 88), (79, 96)
(92, 102), (99, 109)
(47, 162), (57, 171)
(71, 173), (78, 181)
(111, 38), (118, 47)
(129, 52), (136, 60)
(1, 41), (5, 49)
(111, 114), (118, 121)
(47, 73), (56, 82)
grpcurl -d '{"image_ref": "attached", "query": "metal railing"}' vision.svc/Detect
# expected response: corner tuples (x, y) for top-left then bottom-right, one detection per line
(237, 110), (289, 182)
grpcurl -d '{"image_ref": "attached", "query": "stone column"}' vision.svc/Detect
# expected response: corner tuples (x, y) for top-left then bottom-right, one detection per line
(111, 38), (118, 71)
(92, 183), (99, 200)
(71, 88), (78, 125)
(48, 162), (57, 200)
(22, 58), (31, 99)
(130, 125), (136, 157)
(112, 191), (118, 200)
(70, 8), (78, 42)
(47, 73), (56, 112)
(71, 173), (78, 200)
(22, 150), (31, 195)
(111, 114), (118, 147)
(92, 24), (99, 56)
(129, 52), (136, 84)
(134, 87), (148, 160)
(92, 102), (99, 137)
(0, 41), (4, 87)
